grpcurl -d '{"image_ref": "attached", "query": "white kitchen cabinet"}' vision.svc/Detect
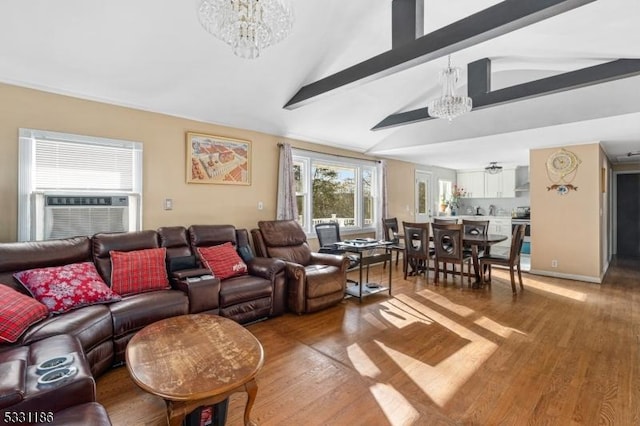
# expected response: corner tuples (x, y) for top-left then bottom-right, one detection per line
(456, 171), (485, 198)
(485, 169), (516, 198)
(500, 169), (516, 198)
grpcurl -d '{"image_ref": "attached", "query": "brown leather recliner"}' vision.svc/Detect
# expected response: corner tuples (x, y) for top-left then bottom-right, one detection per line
(252, 220), (349, 314)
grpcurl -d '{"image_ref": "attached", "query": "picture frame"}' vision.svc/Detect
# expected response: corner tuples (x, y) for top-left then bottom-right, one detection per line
(186, 132), (251, 185)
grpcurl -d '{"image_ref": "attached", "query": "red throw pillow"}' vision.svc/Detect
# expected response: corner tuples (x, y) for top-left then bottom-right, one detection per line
(0, 285), (49, 343)
(197, 243), (248, 280)
(14, 262), (121, 314)
(110, 247), (169, 296)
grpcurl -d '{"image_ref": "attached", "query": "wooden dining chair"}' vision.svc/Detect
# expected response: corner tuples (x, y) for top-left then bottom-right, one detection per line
(479, 224), (526, 293)
(382, 217), (404, 270)
(401, 221), (433, 280)
(433, 217), (459, 225)
(432, 223), (473, 287)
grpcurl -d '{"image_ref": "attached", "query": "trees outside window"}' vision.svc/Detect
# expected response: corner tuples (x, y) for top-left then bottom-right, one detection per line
(293, 150), (377, 233)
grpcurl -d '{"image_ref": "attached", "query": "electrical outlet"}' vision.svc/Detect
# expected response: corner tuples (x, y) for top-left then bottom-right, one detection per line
(551, 260), (558, 268)
(163, 198), (173, 210)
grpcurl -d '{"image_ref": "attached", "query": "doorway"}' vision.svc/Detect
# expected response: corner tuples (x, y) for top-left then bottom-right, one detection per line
(616, 172), (640, 258)
(415, 170), (432, 223)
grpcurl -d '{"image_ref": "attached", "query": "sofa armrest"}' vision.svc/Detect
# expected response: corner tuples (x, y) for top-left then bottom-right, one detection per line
(283, 262), (306, 315)
(309, 252), (349, 270)
(246, 257), (286, 281)
(173, 277), (220, 314)
(0, 360), (25, 409)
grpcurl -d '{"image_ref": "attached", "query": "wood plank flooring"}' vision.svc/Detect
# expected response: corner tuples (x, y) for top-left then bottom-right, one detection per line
(96, 258), (640, 425)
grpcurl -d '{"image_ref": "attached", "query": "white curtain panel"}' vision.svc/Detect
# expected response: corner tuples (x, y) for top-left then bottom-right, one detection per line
(276, 143), (298, 220)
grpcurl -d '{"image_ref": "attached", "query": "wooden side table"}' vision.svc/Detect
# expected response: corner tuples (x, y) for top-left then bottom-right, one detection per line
(126, 314), (264, 426)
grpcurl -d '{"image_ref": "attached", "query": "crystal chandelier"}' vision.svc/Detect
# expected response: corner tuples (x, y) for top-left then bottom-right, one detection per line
(198, 0), (293, 59)
(427, 56), (473, 121)
(485, 162), (503, 174)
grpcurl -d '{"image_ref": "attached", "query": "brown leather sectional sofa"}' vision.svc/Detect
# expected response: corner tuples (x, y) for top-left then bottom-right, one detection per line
(0, 224), (287, 425)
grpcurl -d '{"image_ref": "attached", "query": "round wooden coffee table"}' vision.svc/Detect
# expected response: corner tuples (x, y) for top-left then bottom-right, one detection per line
(126, 314), (264, 426)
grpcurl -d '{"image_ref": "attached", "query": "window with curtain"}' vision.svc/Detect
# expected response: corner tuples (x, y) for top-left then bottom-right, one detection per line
(293, 149), (378, 234)
(18, 128), (143, 241)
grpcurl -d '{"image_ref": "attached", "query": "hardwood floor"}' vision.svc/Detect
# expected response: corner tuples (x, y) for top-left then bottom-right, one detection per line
(97, 258), (640, 425)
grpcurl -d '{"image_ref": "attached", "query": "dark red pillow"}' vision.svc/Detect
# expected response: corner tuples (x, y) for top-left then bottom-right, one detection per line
(110, 247), (169, 296)
(0, 285), (49, 343)
(197, 243), (248, 280)
(13, 262), (121, 314)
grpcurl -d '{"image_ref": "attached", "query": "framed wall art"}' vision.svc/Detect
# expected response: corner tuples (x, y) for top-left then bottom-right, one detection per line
(186, 132), (251, 185)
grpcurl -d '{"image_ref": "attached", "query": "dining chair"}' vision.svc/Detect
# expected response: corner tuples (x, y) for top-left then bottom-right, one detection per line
(382, 217), (404, 270)
(432, 223), (473, 287)
(462, 218), (490, 278)
(479, 224), (526, 293)
(401, 221), (433, 281)
(432, 217), (459, 274)
(433, 217), (459, 225)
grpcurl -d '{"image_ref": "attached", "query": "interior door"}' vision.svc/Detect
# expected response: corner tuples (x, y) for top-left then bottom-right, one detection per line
(616, 172), (640, 257)
(415, 171), (432, 223)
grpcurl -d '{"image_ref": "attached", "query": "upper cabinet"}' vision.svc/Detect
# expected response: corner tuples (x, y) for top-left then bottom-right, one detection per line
(485, 169), (516, 198)
(457, 170), (485, 198)
(457, 168), (516, 198)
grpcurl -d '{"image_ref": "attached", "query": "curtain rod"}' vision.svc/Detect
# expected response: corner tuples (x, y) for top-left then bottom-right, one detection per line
(278, 143), (381, 164)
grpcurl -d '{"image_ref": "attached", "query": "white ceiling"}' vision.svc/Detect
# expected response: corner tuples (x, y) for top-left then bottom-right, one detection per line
(1, 0), (639, 170)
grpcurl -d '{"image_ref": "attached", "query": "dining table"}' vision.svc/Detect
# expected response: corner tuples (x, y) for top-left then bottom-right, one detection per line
(407, 232), (508, 286)
(462, 233), (508, 284)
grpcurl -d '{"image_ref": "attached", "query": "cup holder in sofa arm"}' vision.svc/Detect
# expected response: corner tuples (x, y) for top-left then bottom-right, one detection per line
(37, 366), (78, 387)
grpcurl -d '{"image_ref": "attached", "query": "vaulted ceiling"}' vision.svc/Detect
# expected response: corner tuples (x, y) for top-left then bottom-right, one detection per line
(1, 0), (638, 170)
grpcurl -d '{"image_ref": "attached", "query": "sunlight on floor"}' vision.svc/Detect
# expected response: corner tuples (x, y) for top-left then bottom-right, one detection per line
(417, 288), (476, 317)
(369, 383), (420, 426)
(377, 294), (498, 407)
(524, 277), (588, 301)
(347, 343), (381, 379)
(474, 316), (525, 338)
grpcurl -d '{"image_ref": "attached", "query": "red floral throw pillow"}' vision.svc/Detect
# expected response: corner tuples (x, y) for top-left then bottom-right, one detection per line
(110, 247), (169, 296)
(0, 285), (49, 343)
(14, 262), (121, 315)
(197, 243), (248, 280)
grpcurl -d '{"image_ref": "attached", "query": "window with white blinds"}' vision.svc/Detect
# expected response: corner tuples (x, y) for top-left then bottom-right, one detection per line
(18, 128), (143, 241)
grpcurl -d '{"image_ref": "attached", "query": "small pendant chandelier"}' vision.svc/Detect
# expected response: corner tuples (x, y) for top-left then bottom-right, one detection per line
(428, 55), (473, 121)
(485, 162), (503, 174)
(198, 0), (294, 59)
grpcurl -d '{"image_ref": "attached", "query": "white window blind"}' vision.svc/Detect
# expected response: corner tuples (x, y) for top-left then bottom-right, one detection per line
(34, 140), (136, 191)
(18, 128), (143, 241)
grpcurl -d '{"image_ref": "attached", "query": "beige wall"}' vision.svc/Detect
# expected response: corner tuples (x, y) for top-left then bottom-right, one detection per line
(530, 142), (607, 282)
(0, 83), (421, 243)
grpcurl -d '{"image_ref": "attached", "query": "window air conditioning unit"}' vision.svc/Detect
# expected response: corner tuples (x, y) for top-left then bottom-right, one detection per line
(32, 194), (138, 241)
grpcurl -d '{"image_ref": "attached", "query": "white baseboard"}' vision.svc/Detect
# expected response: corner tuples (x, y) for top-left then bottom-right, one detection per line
(528, 269), (602, 284)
